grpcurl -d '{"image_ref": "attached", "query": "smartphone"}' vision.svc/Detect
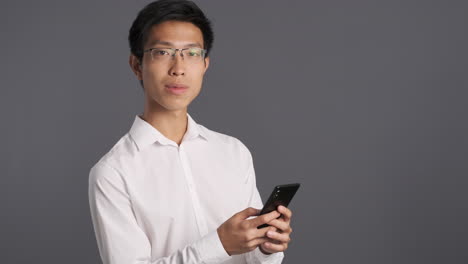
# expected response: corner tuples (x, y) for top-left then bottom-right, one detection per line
(257, 183), (300, 229)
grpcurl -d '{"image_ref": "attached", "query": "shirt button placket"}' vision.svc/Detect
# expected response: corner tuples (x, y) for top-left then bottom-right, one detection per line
(178, 145), (207, 237)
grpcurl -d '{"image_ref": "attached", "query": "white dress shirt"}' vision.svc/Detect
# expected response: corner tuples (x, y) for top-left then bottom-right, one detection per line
(88, 114), (284, 264)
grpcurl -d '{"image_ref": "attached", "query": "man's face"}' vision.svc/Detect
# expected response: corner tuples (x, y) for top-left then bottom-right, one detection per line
(130, 21), (209, 112)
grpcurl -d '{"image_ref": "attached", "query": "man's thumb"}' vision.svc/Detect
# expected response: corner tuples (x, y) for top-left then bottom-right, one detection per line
(236, 207), (260, 219)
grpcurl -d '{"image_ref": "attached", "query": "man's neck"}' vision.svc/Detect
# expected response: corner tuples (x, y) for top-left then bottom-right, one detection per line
(141, 106), (188, 146)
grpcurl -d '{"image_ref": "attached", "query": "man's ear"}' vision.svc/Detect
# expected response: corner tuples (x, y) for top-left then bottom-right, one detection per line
(129, 54), (143, 80)
(203, 56), (210, 73)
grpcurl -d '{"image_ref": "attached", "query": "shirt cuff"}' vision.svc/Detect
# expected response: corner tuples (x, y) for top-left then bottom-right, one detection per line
(194, 229), (231, 264)
(253, 247), (284, 263)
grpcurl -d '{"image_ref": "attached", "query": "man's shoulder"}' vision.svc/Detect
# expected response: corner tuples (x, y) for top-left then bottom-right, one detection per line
(200, 124), (252, 157)
(91, 132), (137, 173)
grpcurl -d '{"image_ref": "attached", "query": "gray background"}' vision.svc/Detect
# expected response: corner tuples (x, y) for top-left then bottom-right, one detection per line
(1, 0), (467, 263)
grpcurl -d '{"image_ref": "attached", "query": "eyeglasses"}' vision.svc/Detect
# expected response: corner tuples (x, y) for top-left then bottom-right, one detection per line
(143, 47), (207, 63)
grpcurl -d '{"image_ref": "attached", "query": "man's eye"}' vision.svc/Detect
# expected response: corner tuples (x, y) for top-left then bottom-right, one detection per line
(155, 50), (170, 56)
(188, 50), (201, 56)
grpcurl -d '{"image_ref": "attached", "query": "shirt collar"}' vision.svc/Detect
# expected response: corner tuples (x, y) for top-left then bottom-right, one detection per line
(129, 113), (208, 151)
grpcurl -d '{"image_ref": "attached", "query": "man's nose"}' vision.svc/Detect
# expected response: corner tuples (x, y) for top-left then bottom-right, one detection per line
(169, 51), (185, 76)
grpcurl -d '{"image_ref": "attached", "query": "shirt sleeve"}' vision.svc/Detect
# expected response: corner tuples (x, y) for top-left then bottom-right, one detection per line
(242, 155), (285, 264)
(88, 161), (231, 264)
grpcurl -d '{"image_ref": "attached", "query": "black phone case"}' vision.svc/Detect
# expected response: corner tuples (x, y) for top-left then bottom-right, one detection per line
(257, 183), (300, 229)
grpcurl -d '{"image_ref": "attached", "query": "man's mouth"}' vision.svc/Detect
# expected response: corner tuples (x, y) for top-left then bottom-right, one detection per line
(165, 84), (188, 95)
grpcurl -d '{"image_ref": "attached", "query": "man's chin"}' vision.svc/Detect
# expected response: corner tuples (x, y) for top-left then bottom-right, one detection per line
(150, 101), (192, 113)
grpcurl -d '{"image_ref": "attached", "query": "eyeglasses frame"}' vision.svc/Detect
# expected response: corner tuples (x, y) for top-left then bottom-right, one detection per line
(142, 47), (207, 62)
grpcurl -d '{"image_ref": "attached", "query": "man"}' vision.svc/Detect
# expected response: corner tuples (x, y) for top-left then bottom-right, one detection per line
(88, 1), (293, 263)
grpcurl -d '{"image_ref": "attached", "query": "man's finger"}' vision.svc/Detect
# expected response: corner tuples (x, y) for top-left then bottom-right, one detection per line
(254, 226), (276, 238)
(246, 237), (269, 249)
(266, 230), (291, 244)
(261, 241), (288, 253)
(277, 206), (292, 222)
(247, 210), (280, 227)
(267, 219), (291, 233)
(249, 225), (277, 241)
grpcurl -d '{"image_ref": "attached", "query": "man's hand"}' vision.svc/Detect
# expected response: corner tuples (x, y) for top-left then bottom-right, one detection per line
(259, 206), (293, 254)
(217, 207), (280, 255)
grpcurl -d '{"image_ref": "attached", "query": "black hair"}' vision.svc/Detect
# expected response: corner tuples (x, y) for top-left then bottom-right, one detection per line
(128, 0), (214, 63)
